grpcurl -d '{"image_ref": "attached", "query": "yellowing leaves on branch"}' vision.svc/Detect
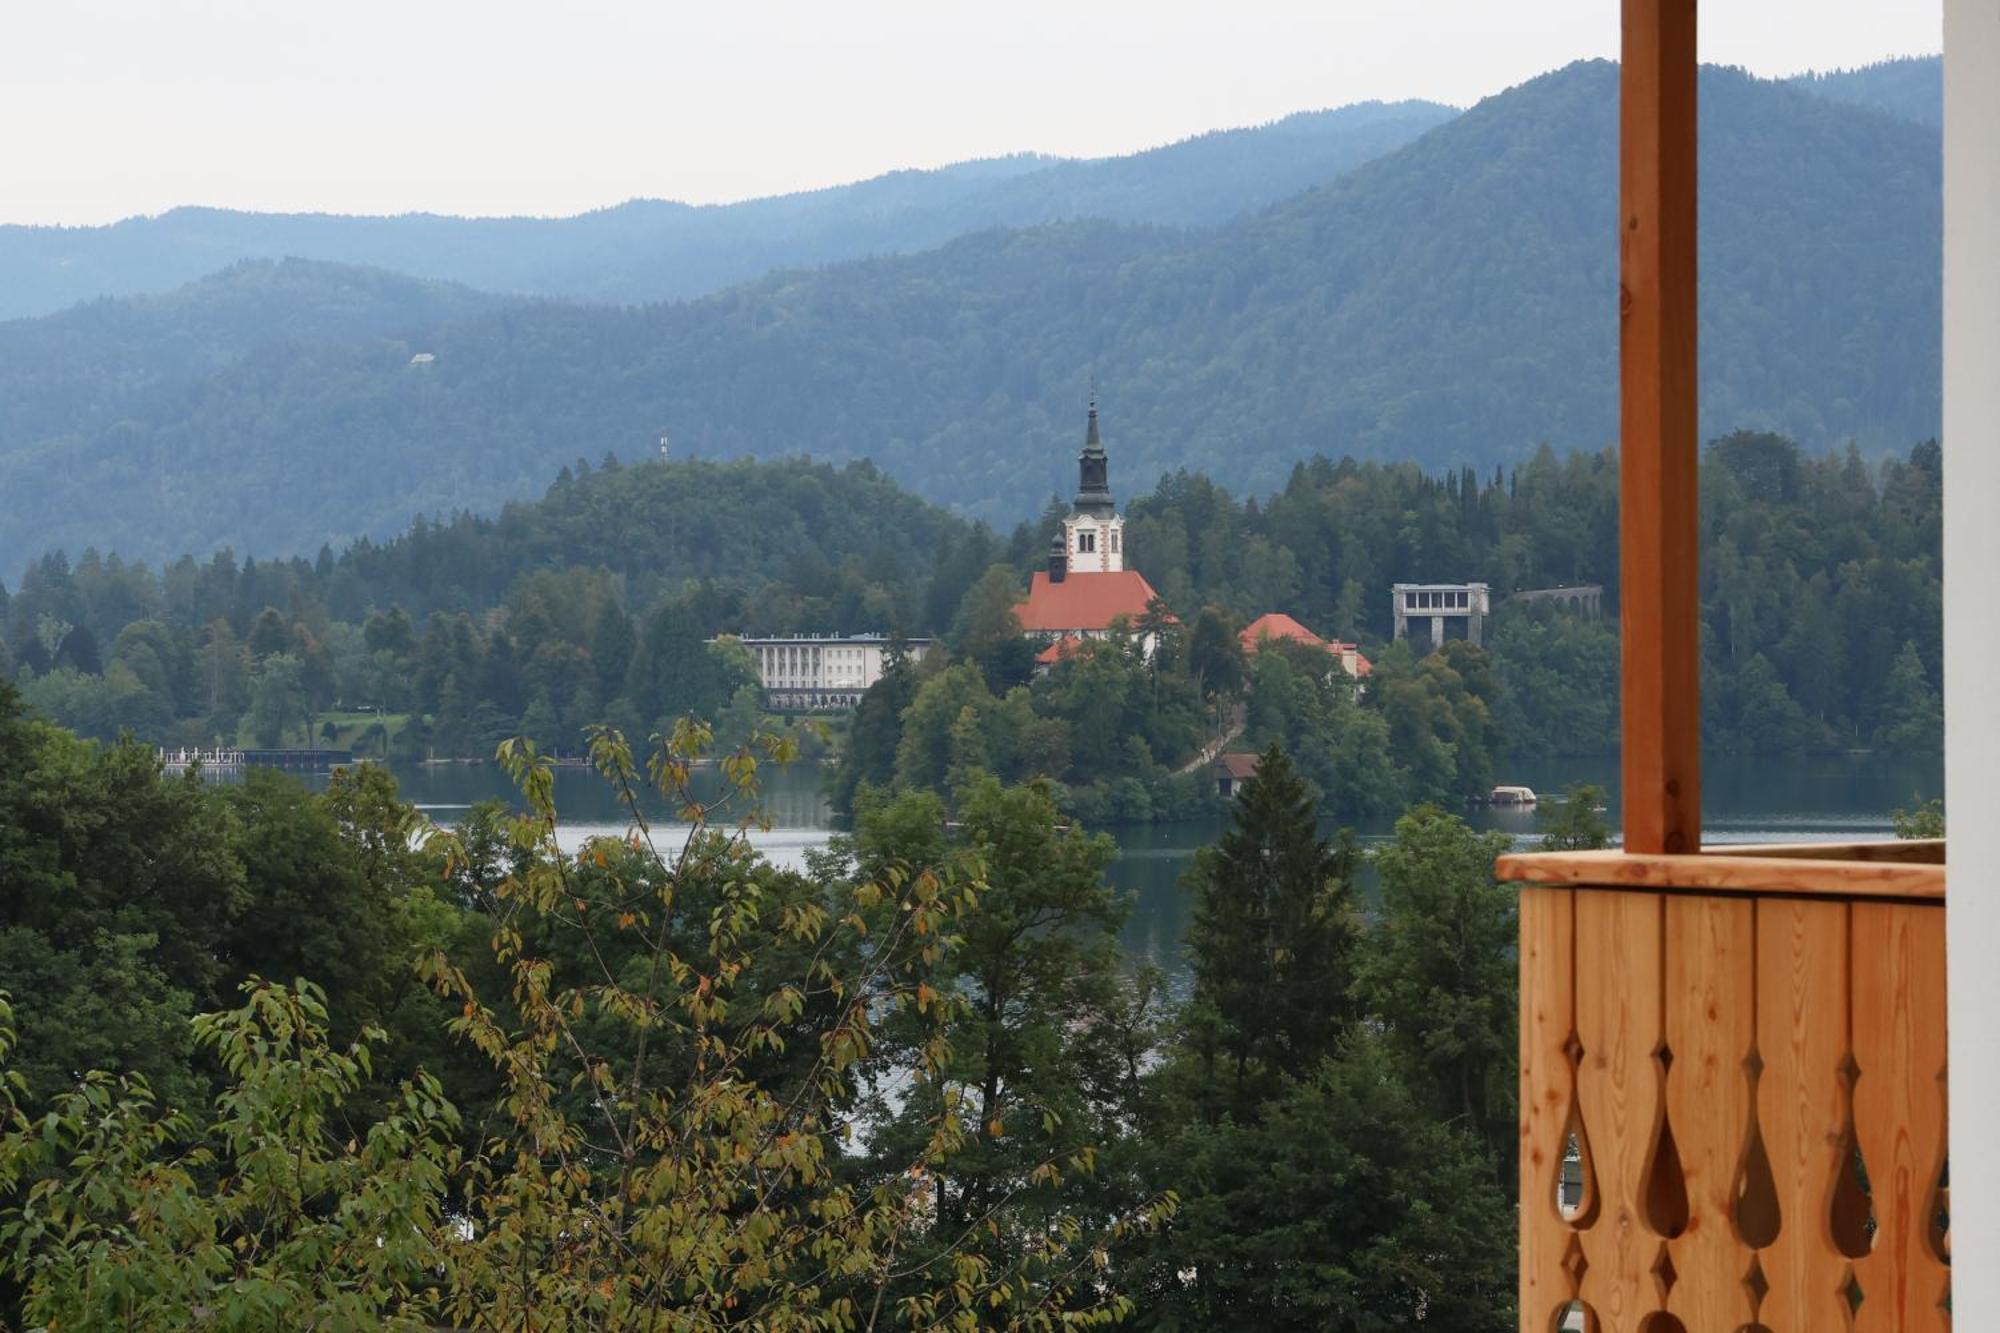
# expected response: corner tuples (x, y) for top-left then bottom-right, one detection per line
(0, 720), (1171, 1330)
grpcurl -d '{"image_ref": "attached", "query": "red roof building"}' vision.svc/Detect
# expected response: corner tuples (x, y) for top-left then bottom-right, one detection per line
(1212, 751), (1261, 798)
(1018, 400), (1172, 666)
(1239, 612), (1322, 653)
(1239, 611), (1373, 679)
(1016, 569), (1162, 635)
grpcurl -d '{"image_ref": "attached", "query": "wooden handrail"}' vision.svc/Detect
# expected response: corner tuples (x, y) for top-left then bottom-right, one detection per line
(1497, 846), (1945, 901)
(1718, 839), (1945, 865)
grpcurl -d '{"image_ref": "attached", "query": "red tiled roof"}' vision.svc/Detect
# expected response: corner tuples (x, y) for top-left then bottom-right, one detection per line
(1240, 612), (1325, 653)
(1214, 752), (1261, 780)
(1240, 611), (1373, 677)
(1035, 634), (1084, 665)
(1015, 570), (1162, 633)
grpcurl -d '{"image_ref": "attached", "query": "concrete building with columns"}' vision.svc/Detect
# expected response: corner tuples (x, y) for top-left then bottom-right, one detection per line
(728, 634), (931, 712)
(1390, 581), (1490, 648)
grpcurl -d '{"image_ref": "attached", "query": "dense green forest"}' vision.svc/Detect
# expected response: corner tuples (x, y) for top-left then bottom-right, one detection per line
(0, 61), (1941, 572)
(0, 690), (1523, 1327)
(0, 259), (507, 450)
(0, 100), (1453, 320)
(1114, 430), (1943, 759)
(1787, 54), (1940, 128)
(0, 426), (1934, 1316)
(2, 431), (1942, 817)
(0, 456), (969, 763)
(828, 434), (1940, 818)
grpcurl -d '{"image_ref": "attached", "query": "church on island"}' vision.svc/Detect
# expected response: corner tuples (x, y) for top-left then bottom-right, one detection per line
(1015, 399), (1372, 682)
(1014, 400), (1169, 665)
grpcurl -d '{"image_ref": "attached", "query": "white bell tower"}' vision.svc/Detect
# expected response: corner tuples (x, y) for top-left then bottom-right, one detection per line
(1063, 398), (1123, 573)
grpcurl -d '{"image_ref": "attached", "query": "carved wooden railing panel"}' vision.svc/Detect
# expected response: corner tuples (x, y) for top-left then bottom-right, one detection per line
(1755, 897), (1853, 1329)
(1576, 889), (1667, 1326)
(1849, 902), (1951, 1331)
(1504, 847), (1947, 1333)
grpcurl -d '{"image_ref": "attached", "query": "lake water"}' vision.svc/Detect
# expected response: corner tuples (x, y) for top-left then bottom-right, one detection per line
(315, 753), (1943, 984)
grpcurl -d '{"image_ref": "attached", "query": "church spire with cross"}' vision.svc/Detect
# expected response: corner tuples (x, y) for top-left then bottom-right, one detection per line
(1073, 393), (1115, 518)
(1062, 395), (1123, 572)
(1016, 389), (1169, 663)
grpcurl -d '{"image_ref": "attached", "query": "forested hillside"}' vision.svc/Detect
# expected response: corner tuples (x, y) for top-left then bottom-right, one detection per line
(0, 100), (1453, 319)
(0, 259), (506, 448)
(828, 431), (1940, 819)
(1116, 432), (1942, 760)
(1789, 55), (1941, 128)
(1, 433), (1940, 784)
(0, 62), (1938, 574)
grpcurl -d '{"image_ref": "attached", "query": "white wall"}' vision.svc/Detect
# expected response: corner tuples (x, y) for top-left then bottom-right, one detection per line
(1945, 0), (1998, 1302)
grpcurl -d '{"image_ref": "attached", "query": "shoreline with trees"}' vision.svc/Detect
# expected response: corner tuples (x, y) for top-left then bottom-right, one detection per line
(0, 431), (1941, 826)
(0, 682), (1541, 1326)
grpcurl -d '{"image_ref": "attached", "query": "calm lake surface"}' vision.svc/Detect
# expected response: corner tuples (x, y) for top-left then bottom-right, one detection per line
(311, 753), (1942, 984)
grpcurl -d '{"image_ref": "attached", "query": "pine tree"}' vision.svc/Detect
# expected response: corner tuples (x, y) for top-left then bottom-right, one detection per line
(1183, 742), (1359, 1116)
(588, 602), (637, 702)
(625, 603), (714, 728)
(1876, 639), (1943, 752)
(828, 649), (917, 813)
(518, 689), (562, 751)
(53, 624), (101, 675)
(246, 606), (290, 660)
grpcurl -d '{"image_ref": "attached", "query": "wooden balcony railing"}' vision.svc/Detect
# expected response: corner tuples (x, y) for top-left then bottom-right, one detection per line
(1499, 841), (1948, 1332)
(1508, 0), (1956, 1325)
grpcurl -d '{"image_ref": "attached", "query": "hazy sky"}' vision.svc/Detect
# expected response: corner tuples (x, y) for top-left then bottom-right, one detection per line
(0, 1), (1940, 226)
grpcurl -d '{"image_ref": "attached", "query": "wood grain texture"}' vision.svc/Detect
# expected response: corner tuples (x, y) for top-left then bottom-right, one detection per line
(1575, 889), (1668, 1328)
(1755, 898), (1856, 1331)
(1660, 894), (1758, 1327)
(1724, 840), (1945, 866)
(1520, 887), (1583, 1327)
(1495, 850), (1945, 903)
(1850, 903), (1950, 1332)
(1618, 0), (1701, 858)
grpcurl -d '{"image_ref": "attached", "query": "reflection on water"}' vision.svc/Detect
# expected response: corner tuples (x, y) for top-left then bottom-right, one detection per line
(302, 751), (1942, 986)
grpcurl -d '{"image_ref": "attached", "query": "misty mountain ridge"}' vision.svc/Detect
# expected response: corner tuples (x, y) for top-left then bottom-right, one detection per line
(0, 59), (1940, 577)
(1785, 54), (1940, 129)
(0, 99), (1455, 321)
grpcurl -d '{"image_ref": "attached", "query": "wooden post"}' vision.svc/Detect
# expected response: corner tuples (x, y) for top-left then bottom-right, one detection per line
(1619, 0), (1701, 854)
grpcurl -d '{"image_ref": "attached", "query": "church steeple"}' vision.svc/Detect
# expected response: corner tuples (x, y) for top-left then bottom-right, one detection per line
(1073, 395), (1115, 518)
(1061, 394), (1125, 573)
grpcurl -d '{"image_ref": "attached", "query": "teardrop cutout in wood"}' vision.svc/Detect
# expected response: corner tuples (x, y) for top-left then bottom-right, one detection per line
(1644, 1098), (1690, 1240)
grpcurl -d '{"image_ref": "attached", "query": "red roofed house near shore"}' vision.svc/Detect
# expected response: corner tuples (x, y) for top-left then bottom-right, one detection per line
(1239, 611), (1373, 680)
(1016, 399), (1169, 663)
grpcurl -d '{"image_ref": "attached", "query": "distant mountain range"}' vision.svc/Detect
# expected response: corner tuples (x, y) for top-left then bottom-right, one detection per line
(0, 101), (1454, 321)
(1787, 54), (1940, 128)
(0, 59), (1941, 577)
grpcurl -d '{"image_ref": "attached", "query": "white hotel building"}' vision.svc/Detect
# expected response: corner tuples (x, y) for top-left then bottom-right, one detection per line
(728, 634), (932, 711)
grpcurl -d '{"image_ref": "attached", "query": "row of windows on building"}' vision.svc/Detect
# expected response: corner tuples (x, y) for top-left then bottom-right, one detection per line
(1403, 588), (1475, 611)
